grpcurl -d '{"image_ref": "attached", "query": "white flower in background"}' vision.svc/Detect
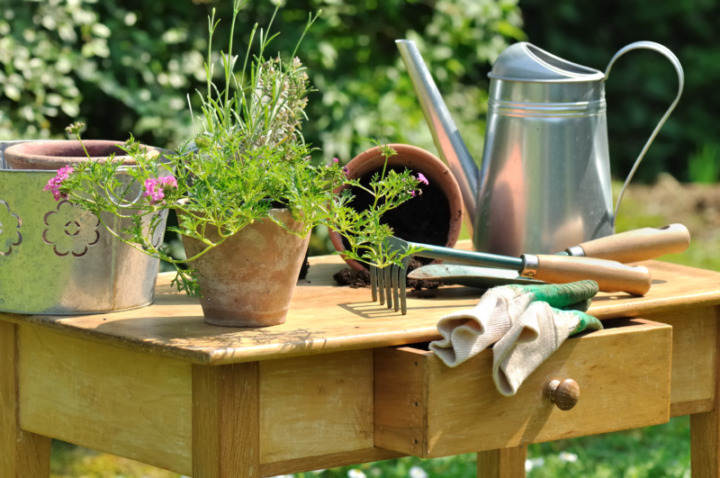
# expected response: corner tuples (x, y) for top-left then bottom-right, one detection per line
(409, 465), (429, 478)
(559, 451), (579, 463)
(348, 469), (367, 478)
(525, 457), (545, 472)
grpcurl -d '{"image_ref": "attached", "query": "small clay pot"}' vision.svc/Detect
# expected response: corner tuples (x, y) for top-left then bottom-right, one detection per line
(4, 140), (160, 170)
(182, 209), (310, 327)
(330, 144), (463, 271)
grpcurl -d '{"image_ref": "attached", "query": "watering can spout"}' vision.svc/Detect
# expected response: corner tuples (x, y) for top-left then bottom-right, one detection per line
(396, 40), (479, 235)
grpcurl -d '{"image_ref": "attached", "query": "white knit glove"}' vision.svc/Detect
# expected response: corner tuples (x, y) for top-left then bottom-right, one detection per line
(429, 281), (602, 396)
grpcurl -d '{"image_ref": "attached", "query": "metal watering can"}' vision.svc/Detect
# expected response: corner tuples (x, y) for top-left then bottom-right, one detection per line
(397, 40), (684, 256)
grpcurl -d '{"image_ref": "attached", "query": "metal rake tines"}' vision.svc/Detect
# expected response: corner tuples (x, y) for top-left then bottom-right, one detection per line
(369, 256), (411, 314)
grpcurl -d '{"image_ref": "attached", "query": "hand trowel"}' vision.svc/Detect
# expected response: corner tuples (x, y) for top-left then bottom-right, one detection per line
(408, 224), (690, 289)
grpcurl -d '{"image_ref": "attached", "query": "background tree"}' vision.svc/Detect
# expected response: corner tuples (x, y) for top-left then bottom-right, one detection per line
(520, 0), (720, 182)
(0, 0), (524, 165)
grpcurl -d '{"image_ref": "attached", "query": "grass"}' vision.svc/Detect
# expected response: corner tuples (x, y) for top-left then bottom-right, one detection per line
(49, 419), (692, 477)
(50, 179), (715, 477)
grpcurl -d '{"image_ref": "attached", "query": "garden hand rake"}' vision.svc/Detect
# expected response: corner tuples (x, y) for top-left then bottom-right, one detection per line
(369, 252), (412, 314)
(370, 224), (689, 314)
(371, 237), (650, 314)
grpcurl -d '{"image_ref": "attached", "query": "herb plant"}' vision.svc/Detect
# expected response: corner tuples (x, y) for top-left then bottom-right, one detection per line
(47, 2), (427, 295)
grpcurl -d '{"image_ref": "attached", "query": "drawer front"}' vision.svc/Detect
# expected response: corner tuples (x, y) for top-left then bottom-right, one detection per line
(374, 318), (672, 458)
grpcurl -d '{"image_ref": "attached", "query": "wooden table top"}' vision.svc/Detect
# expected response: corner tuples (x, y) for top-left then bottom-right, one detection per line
(3, 251), (720, 365)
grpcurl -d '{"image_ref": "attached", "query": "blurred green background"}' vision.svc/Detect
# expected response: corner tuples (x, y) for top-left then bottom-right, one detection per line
(2, 1), (719, 476)
(0, 0), (720, 477)
(2, 0), (717, 183)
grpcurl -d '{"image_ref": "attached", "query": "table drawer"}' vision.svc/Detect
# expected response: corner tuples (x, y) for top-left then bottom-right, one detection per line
(374, 318), (672, 458)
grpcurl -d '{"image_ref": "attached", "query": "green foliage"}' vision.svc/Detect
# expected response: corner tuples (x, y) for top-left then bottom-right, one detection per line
(688, 142), (720, 183)
(527, 417), (691, 478)
(51, 419), (691, 477)
(0, 0), (524, 165)
(0, 0), (202, 145)
(519, 0), (720, 183)
(292, 0), (525, 162)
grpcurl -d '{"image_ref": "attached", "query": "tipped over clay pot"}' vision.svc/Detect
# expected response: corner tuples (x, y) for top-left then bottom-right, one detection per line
(330, 143), (463, 271)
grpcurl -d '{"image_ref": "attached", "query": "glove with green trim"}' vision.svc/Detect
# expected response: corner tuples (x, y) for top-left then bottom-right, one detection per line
(429, 280), (603, 396)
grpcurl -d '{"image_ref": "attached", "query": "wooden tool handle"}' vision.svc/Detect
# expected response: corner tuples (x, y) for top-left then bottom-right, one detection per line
(528, 254), (652, 296)
(570, 224), (690, 263)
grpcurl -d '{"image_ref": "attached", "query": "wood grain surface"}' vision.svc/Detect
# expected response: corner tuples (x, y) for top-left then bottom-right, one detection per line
(0, 321), (51, 477)
(2, 244), (719, 365)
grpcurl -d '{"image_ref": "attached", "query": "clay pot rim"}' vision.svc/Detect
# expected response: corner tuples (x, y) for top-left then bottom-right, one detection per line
(4, 139), (162, 171)
(330, 143), (464, 271)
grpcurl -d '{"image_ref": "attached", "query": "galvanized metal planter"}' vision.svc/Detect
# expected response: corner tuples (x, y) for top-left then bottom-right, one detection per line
(0, 140), (167, 315)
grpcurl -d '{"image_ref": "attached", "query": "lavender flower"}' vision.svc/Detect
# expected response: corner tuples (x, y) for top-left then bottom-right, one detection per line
(416, 172), (429, 186)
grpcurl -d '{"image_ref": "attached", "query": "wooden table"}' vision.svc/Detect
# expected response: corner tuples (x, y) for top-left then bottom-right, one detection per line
(2, 253), (720, 477)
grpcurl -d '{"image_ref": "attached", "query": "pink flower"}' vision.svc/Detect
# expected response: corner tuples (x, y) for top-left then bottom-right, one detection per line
(159, 175), (178, 188)
(43, 165), (75, 201)
(327, 157), (341, 169)
(416, 173), (429, 186)
(57, 164), (74, 180)
(143, 175), (178, 204)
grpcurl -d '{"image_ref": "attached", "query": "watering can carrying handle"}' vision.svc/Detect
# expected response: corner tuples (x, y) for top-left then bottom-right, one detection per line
(605, 41), (685, 227)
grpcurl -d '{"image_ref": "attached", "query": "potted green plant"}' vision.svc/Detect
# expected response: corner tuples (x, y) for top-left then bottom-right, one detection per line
(45, 2), (427, 327)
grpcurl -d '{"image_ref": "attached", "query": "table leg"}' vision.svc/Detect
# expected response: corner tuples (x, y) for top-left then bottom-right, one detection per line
(0, 321), (51, 478)
(691, 412), (720, 477)
(192, 362), (260, 478)
(477, 446), (527, 478)
(690, 309), (720, 478)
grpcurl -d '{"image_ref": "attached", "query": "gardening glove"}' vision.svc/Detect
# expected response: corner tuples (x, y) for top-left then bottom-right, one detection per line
(429, 281), (603, 396)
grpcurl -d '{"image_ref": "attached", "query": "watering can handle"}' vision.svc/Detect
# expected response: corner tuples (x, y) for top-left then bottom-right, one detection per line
(604, 41), (685, 227)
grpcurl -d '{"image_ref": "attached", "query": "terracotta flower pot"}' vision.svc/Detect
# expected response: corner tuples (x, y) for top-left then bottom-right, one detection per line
(330, 143), (464, 271)
(182, 209), (310, 327)
(4, 139), (160, 170)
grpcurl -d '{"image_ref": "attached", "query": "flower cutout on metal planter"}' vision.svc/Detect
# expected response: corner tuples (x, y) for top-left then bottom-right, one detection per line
(0, 199), (22, 256)
(43, 200), (100, 257)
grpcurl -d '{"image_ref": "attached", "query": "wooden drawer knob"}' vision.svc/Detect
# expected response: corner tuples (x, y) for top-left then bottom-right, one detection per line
(545, 378), (580, 411)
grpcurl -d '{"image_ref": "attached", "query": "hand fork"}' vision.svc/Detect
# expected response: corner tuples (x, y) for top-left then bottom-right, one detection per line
(369, 244), (411, 314)
(369, 225), (690, 314)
